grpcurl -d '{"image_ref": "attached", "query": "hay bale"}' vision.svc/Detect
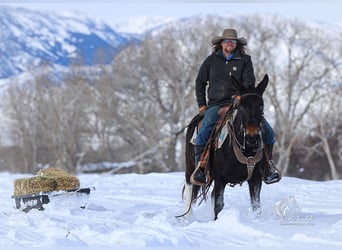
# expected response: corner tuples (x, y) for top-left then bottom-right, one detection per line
(37, 167), (80, 191)
(13, 167), (80, 197)
(37, 167), (71, 178)
(13, 176), (58, 196)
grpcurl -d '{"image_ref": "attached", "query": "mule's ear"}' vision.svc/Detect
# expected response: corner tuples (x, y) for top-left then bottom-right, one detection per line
(231, 75), (245, 95)
(256, 74), (268, 95)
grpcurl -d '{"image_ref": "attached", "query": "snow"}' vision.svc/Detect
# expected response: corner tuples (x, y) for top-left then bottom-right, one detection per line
(1, 171), (342, 249)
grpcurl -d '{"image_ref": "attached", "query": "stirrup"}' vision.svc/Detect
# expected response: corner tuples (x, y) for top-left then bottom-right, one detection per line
(264, 160), (282, 184)
(190, 163), (207, 186)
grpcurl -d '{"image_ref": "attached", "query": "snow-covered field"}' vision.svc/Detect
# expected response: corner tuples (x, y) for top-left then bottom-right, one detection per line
(0, 171), (342, 248)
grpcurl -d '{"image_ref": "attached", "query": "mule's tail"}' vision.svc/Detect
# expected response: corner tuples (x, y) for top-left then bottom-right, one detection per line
(175, 183), (193, 218)
(185, 114), (202, 184)
(176, 114), (203, 218)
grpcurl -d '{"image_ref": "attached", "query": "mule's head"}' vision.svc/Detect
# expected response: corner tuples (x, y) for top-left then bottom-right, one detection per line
(232, 74), (268, 149)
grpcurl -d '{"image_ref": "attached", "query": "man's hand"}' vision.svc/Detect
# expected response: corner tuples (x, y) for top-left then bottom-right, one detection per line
(198, 106), (207, 116)
(233, 95), (241, 108)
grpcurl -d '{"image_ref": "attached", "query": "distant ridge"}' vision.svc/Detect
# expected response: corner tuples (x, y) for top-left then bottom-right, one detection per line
(0, 6), (141, 79)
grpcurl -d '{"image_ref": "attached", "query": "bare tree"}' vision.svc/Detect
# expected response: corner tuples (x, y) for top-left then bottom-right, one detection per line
(44, 64), (94, 172)
(3, 81), (34, 172)
(86, 64), (128, 161)
(308, 87), (342, 179)
(243, 16), (341, 175)
(112, 22), (212, 171)
(3, 61), (95, 173)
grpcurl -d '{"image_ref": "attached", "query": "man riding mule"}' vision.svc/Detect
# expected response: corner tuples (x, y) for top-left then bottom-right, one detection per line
(191, 28), (281, 186)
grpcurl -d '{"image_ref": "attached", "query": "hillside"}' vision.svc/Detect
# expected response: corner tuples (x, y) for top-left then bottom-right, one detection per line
(0, 6), (140, 79)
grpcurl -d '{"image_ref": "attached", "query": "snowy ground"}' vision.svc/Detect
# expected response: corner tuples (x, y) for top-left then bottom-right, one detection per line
(0, 171), (342, 249)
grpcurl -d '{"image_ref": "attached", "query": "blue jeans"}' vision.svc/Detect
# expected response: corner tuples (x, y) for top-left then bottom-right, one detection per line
(263, 118), (275, 145)
(195, 106), (220, 146)
(195, 106), (275, 146)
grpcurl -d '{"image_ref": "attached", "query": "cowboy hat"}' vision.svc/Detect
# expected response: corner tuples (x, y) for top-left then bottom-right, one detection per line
(211, 29), (247, 46)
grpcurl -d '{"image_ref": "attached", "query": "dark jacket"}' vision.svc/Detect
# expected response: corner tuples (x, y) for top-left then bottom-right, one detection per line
(195, 50), (255, 108)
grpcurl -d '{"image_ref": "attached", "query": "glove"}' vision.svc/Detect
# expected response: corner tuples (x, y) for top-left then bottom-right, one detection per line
(233, 95), (241, 108)
(198, 105), (207, 116)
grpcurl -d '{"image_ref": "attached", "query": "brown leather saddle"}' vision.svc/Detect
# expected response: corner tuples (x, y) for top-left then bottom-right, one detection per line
(193, 104), (235, 171)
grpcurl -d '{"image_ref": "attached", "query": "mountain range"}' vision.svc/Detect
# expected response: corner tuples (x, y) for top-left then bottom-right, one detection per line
(0, 6), (148, 79)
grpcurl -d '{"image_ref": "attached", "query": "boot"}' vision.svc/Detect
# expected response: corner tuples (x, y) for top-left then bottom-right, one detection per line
(190, 145), (207, 186)
(264, 144), (282, 184)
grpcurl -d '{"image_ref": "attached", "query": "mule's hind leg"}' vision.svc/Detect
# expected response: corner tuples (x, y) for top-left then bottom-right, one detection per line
(248, 178), (262, 213)
(211, 180), (226, 220)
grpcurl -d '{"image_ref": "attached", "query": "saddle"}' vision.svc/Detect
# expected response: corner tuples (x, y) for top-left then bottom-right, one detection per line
(192, 104), (236, 172)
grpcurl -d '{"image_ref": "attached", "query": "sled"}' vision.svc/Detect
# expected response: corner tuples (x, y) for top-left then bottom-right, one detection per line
(12, 187), (95, 212)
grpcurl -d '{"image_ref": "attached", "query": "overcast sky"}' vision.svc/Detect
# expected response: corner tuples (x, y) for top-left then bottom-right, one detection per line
(1, 1), (342, 27)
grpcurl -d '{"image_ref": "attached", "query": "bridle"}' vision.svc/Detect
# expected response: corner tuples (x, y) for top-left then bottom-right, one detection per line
(227, 92), (264, 182)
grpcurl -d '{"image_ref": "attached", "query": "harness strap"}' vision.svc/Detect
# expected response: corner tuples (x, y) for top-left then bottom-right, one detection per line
(227, 123), (263, 181)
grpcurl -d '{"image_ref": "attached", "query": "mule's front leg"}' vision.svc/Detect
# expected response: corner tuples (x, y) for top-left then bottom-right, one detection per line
(211, 181), (225, 220)
(248, 178), (262, 213)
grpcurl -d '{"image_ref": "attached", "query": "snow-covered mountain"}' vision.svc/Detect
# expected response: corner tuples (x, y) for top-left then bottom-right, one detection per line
(111, 16), (177, 34)
(0, 6), (141, 79)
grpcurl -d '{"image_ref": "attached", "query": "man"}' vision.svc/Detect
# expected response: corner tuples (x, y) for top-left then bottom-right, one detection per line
(191, 28), (281, 186)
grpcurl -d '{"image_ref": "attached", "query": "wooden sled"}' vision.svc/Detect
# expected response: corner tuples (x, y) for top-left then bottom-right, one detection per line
(12, 187), (95, 212)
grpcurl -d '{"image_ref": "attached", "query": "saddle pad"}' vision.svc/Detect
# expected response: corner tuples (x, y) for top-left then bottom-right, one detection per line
(217, 121), (229, 149)
(190, 128), (197, 145)
(217, 108), (237, 149)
